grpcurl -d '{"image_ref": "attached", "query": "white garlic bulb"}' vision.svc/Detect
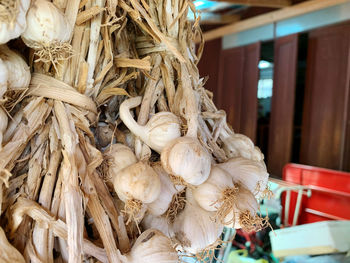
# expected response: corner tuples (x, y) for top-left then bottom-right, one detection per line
(119, 96), (181, 153)
(0, 45), (31, 90)
(218, 157), (269, 199)
(21, 0), (71, 49)
(221, 131), (265, 163)
(192, 166), (241, 226)
(142, 213), (174, 237)
(121, 229), (178, 263)
(104, 143), (138, 178)
(113, 161), (161, 204)
(224, 186), (262, 231)
(0, 0), (30, 44)
(161, 136), (211, 186)
(173, 189), (224, 254)
(148, 163), (185, 216)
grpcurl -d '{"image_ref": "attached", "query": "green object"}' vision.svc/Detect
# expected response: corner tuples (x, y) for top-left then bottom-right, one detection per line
(228, 250), (269, 263)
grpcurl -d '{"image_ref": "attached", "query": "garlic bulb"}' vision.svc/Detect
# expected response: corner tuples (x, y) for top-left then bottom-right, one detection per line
(142, 213), (174, 237)
(161, 136), (211, 185)
(119, 96), (181, 153)
(148, 163), (185, 216)
(192, 166), (239, 225)
(0, 45), (31, 90)
(122, 229), (178, 263)
(21, 0), (71, 49)
(0, 227), (25, 263)
(0, 0), (30, 44)
(173, 189), (224, 254)
(104, 143), (138, 178)
(113, 162), (161, 222)
(218, 157), (269, 199)
(221, 131), (264, 163)
(223, 185), (265, 232)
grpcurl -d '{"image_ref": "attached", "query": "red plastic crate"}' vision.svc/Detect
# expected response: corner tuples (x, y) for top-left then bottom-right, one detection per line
(282, 163), (350, 225)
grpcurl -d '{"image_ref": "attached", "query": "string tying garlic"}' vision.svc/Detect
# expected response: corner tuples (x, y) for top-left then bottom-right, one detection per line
(0, 0), (30, 44)
(120, 229), (178, 263)
(119, 96), (181, 153)
(113, 161), (161, 224)
(21, 0), (72, 66)
(218, 157), (269, 199)
(147, 163), (185, 216)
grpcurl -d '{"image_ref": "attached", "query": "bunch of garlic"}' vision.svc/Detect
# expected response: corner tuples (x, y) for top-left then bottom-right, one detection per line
(0, 0), (30, 44)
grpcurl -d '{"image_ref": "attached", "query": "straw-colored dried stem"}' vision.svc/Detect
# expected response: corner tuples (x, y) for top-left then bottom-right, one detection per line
(9, 198), (108, 263)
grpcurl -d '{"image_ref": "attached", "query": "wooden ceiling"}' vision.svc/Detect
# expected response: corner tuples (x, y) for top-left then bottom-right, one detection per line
(197, 0), (350, 40)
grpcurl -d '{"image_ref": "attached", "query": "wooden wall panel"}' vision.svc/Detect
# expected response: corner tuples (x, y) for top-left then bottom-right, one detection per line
(198, 38), (222, 105)
(268, 34), (298, 177)
(301, 23), (350, 170)
(218, 46), (244, 130)
(218, 43), (260, 141)
(241, 43), (260, 142)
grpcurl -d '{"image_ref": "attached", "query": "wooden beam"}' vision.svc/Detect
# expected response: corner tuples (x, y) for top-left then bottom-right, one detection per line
(199, 14), (241, 25)
(215, 0), (291, 8)
(201, 0), (349, 42)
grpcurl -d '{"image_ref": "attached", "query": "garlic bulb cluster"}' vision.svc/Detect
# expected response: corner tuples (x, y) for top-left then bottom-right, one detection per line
(161, 136), (211, 185)
(0, 45), (31, 90)
(218, 157), (269, 199)
(120, 96), (181, 153)
(121, 229), (178, 263)
(0, 0), (30, 44)
(21, 0), (71, 49)
(173, 189), (224, 254)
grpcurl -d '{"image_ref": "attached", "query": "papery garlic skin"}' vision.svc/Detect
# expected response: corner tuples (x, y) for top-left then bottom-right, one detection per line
(192, 166), (234, 212)
(218, 157), (269, 199)
(104, 143), (138, 177)
(123, 229), (178, 263)
(113, 162), (161, 204)
(0, 0), (30, 44)
(120, 96), (181, 153)
(21, 0), (70, 48)
(161, 136), (211, 186)
(173, 189), (224, 254)
(142, 213), (174, 237)
(148, 163), (185, 216)
(0, 45), (31, 90)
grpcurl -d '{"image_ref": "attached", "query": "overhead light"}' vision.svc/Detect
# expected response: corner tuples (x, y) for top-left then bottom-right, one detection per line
(258, 60), (272, 69)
